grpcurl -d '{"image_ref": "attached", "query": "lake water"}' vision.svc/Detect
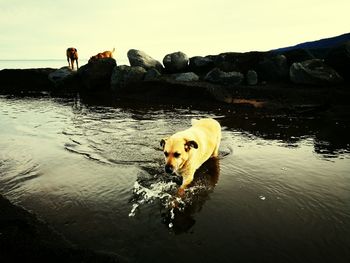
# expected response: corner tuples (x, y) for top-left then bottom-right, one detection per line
(0, 96), (350, 263)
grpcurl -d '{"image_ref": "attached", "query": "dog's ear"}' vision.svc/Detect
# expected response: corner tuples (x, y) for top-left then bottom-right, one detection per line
(160, 138), (167, 149)
(185, 140), (198, 151)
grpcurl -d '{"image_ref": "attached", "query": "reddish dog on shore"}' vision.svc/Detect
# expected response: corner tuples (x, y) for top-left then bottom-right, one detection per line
(66, 47), (79, 70)
(88, 48), (115, 63)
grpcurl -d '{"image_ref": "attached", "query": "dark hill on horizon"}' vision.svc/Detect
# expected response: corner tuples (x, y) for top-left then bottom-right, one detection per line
(272, 32), (350, 58)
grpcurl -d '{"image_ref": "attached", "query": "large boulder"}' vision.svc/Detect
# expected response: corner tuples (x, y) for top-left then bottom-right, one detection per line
(257, 54), (289, 81)
(77, 58), (116, 92)
(111, 65), (146, 91)
(171, 72), (199, 82)
(246, 70), (258, 85)
(290, 59), (343, 85)
(0, 68), (55, 94)
(163, 51), (189, 73)
(188, 56), (215, 75)
(280, 48), (315, 67)
(204, 68), (244, 85)
(48, 67), (79, 93)
(127, 49), (163, 71)
(325, 41), (350, 81)
(144, 68), (161, 81)
(211, 52), (266, 73)
(48, 67), (73, 84)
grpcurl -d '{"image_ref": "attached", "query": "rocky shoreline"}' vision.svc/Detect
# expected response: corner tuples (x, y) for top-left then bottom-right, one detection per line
(0, 42), (349, 115)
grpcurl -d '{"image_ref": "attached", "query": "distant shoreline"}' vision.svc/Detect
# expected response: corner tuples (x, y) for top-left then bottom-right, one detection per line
(0, 59), (87, 70)
(0, 59), (130, 70)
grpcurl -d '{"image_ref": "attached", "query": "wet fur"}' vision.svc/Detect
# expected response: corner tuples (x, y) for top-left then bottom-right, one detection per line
(161, 118), (221, 192)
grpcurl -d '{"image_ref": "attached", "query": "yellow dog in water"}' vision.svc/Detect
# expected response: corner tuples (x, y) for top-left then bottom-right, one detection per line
(161, 118), (221, 194)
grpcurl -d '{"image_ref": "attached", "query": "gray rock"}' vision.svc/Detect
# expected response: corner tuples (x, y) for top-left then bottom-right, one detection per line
(204, 68), (244, 85)
(127, 49), (163, 71)
(111, 65), (146, 91)
(48, 67), (75, 85)
(77, 58), (117, 91)
(144, 68), (161, 81)
(325, 41), (350, 81)
(163, 51), (189, 73)
(172, 72), (199, 82)
(258, 54), (289, 81)
(280, 48), (315, 66)
(246, 70), (258, 85)
(189, 56), (215, 74)
(290, 59), (343, 85)
(211, 52), (265, 73)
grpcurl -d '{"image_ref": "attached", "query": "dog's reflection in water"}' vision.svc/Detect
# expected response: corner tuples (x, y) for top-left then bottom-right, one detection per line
(161, 157), (220, 234)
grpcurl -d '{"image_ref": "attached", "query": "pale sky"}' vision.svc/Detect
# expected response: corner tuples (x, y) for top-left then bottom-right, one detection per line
(0, 0), (349, 62)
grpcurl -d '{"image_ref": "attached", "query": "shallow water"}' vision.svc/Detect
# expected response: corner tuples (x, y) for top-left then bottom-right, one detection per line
(0, 96), (350, 262)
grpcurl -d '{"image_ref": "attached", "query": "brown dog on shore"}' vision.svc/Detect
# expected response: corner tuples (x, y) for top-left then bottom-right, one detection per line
(66, 47), (79, 70)
(88, 48), (115, 63)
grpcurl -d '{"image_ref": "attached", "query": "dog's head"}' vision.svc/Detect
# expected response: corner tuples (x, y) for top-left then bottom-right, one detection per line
(67, 48), (78, 58)
(160, 137), (198, 175)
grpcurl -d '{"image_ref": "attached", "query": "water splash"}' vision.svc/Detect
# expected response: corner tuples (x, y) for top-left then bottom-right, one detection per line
(129, 177), (215, 231)
(129, 180), (179, 218)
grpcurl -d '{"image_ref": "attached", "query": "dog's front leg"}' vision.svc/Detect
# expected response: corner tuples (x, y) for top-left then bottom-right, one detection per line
(177, 169), (195, 196)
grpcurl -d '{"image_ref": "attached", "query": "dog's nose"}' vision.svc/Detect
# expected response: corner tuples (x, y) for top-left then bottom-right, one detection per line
(165, 164), (174, 174)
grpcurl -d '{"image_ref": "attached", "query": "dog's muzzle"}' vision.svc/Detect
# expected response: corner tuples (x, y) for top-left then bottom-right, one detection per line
(165, 164), (174, 174)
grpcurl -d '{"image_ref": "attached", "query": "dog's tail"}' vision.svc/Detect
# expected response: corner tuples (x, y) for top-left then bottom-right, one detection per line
(111, 47), (115, 53)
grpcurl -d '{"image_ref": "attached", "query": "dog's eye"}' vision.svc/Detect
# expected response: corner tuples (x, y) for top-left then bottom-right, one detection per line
(164, 152), (169, 157)
(174, 152), (180, 158)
